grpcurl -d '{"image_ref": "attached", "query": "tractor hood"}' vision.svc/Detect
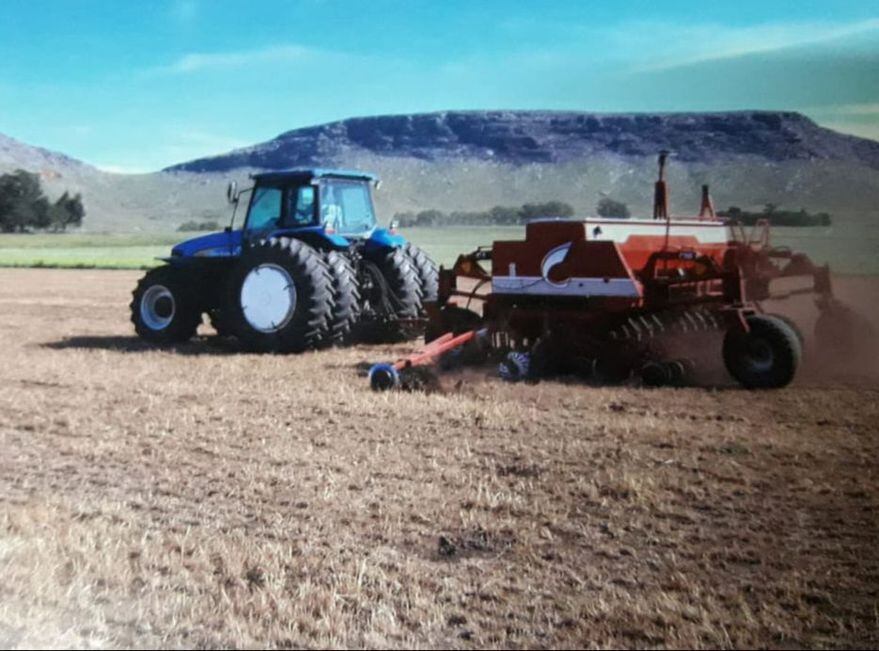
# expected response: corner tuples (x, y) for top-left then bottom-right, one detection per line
(171, 229), (242, 258)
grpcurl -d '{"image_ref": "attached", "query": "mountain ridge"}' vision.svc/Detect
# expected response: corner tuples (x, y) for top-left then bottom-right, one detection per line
(164, 110), (879, 173)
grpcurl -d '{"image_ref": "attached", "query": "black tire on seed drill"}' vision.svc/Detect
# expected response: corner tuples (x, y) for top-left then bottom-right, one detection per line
(322, 249), (361, 346)
(130, 265), (202, 344)
(773, 314), (806, 353)
(723, 314), (801, 389)
(226, 238), (334, 353)
(402, 242), (438, 306)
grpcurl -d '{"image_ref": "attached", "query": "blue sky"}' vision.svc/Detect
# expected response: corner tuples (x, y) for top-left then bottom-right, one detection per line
(1, 0), (877, 172)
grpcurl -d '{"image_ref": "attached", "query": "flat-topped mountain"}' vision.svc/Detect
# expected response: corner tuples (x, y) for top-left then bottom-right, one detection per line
(165, 110), (879, 173)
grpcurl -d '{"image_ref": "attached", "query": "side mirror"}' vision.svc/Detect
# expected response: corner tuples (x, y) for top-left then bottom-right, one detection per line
(226, 180), (239, 204)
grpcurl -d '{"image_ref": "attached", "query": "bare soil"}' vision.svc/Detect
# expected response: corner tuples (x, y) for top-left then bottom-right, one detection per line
(0, 268), (877, 649)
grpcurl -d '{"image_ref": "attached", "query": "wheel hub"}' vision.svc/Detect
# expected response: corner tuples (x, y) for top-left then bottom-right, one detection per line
(240, 264), (297, 333)
(140, 285), (176, 331)
(745, 337), (774, 372)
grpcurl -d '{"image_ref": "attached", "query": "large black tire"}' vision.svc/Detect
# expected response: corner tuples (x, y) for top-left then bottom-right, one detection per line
(322, 250), (361, 346)
(130, 265), (202, 344)
(723, 314), (800, 389)
(402, 242), (438, 306)
(376, 246), (422, 318)
(225, 238), (334, 353)
(358, 247), (422, 342)
(774, 314), (806, 352)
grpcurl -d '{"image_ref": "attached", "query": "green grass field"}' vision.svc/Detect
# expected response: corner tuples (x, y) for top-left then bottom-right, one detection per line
(0, 224), (876, 273)
(0, 228), (520, 270)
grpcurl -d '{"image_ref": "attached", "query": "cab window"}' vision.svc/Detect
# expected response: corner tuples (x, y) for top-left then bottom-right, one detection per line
(287, 185), (316, 226)
(246, 187), (282, 233)
(320, 180), (376, 235)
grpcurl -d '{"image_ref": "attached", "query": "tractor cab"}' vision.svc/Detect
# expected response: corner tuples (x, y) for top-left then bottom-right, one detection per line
(242, 169), (380, 245)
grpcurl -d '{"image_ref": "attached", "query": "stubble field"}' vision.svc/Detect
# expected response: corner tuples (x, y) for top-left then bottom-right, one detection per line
(0, 268), (877, 649)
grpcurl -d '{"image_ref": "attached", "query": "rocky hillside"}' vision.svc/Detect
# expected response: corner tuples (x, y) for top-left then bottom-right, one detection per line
(0, 133), (94, 175)
(166, 111), (879, 173)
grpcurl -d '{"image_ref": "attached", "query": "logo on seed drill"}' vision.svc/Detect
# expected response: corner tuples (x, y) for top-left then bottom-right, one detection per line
(540, 243), (573, 286)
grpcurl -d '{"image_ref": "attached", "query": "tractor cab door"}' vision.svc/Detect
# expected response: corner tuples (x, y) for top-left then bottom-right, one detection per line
(243, 182), (318, 245)
(243, 184), (283, 246)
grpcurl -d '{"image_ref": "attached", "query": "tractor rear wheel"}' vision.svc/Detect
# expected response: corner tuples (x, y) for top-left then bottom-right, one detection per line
(322, 250), (361, 346)
(130, 265), (202, 344)
(723, 314), (800, 389)
(402, 242), (438, 305)
(358, 247), (422, 342)
(226, 238), (334, 353)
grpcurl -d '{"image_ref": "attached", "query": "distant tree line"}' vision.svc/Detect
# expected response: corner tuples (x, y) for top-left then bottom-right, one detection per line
(0, 169), (84, 232)
(178, 220), (221, 232)
(393, 201), (575, 228)
(596, 197), (631, 218)
(718, 204), (831, 227)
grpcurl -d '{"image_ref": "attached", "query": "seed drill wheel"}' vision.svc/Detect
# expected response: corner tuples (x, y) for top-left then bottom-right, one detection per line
(131, 265), (202, 344)
(592, 356), (633, 384)
(226, 238), (334, 353)
(723, 314), (801, 389)
(773, 314), (806, 352)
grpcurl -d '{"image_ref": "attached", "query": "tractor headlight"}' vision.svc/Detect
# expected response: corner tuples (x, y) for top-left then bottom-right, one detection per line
(194, 247), (228, 257)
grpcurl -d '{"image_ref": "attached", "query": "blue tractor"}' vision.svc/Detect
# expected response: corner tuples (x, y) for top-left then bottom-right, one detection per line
(130, 168), (438, 352)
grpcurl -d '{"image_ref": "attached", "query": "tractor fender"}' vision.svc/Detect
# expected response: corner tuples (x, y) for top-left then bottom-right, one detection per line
(268, 227), (351, 251)
(363, 228), (407, 252)
(171, 229), (242, 258)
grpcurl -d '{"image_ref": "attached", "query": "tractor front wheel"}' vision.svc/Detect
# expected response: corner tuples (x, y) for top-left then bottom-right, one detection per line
(130, 266), (202, 344)
(723, 314), (800, 389)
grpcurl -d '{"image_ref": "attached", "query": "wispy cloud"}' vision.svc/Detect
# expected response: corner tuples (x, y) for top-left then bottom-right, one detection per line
(810, 102), (879, 116)
(96, 163), (151, 175)
(96, 129), (249, 173)
(150, 44), (326, 75)
(625, 18), (879, 72)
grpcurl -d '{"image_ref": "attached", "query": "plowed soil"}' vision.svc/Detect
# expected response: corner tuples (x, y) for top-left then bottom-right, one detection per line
(0, 269), (877, 649)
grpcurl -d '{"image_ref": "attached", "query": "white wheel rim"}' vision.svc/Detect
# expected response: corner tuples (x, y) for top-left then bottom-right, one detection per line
(240, 264), (297, 333)
(140, 285), (175, 331)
